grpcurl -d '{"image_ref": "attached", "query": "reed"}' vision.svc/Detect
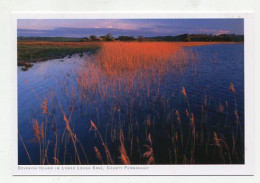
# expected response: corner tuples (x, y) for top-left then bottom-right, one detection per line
(229, 82), (236, 94)
(143, 133), (154, 164)
(89, 120), (114, 164)
(171, 133), (179, 164)
(119, 130), (131, 164)
(41, 97), (48, 114)
(94, 146), (104, 164)
(61, 107), (82, 164)
(18, 131), (32, 164)
(213, 132), (232, 163)
(182, 87), (190, 110)
(32, 119), (43, 164)
(175, 110), (184, 148)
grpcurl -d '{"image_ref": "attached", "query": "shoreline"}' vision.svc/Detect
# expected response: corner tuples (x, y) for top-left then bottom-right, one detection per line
(17, 41), (243, 70)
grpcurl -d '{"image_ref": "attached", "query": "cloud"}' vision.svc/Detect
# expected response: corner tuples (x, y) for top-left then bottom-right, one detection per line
(17, 19), (244, 36)
(17, 27), (157, 37)
(216, 30), (230, 35)
(197, 29), (231, 35)
(138, 27), (152, 31)
(18, 30), (45, 34)
(17, 27), (235, 38)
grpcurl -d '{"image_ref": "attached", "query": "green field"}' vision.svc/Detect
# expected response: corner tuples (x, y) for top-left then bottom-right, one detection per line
(18, 41), (101, 67)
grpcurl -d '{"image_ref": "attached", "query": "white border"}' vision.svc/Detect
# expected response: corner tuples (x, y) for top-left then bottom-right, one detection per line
(12, 12), (254, 175)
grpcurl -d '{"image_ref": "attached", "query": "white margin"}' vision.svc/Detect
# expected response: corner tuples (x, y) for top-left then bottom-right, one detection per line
(12, 12), (254, 176)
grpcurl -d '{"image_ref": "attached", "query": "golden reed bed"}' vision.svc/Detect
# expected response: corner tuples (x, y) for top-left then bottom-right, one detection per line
(78, 42), (214, 98)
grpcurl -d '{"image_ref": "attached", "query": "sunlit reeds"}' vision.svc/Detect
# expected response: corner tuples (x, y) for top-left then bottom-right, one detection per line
(119, 130), (131, 164)
(41, 97), (48, 114)
(229, 82), (236, 94)
(143, 134), (154, 164)
(61, 107), (82, 164)
(89, 120), (114, 164)
(94, 146), (104, 164)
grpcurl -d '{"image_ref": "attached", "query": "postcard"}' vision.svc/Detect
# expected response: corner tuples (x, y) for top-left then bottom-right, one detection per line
(12, 12), (254, 175)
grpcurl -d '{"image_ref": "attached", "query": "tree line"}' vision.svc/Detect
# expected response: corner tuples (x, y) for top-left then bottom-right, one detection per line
(18, 33), (244, 42)
(81, 33), (144, 42)
(81, 33), (244, 42)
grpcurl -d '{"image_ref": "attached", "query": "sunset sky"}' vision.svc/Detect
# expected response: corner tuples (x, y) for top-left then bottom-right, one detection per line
(17, 19), (244, 37)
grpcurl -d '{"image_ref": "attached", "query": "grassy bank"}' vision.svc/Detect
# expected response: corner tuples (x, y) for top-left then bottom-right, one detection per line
(17, 41), (101, 66)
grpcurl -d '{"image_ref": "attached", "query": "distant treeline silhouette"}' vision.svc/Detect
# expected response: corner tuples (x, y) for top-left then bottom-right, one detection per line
(18, 33), (244, 42)
(146, 34), (244, 42)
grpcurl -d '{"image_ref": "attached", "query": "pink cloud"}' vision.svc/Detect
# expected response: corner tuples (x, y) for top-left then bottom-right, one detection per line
(198, 29), (230, 35)
(216, 30), (230, 35)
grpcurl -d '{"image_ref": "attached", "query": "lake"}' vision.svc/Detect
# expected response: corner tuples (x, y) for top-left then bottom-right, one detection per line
(18, 42), (244, 165)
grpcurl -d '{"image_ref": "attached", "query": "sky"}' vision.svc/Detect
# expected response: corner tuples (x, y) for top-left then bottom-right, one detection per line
(17, 19), (244, 37)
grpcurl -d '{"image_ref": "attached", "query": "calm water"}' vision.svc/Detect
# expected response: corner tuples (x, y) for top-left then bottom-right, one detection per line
(18, 43), (244, 164)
